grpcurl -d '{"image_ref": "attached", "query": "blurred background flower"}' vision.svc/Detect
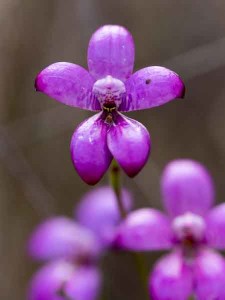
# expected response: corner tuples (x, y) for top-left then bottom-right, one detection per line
(116, 159), (225, 299)
(27, 186), (133, 299)
(1, 0), (225, 299)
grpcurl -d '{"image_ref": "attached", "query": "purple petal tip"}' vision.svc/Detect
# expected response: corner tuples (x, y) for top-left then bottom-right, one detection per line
(34, 73), (41, 92)
(177, 79), (185, 99)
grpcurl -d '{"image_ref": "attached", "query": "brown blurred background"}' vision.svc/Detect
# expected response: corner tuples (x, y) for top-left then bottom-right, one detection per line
(1, 0), (225, 299)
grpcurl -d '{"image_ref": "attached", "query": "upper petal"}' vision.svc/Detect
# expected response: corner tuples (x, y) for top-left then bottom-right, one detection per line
(107, 114), (151, 177)
(149, 251), (193, 300)
(205, 203), (225, 249)
(193, 249), (225, 300)
(28, 261), (102, 300)
(70, 113), (113, 185)
(27, 217), (101, 262)
(120, 66), (185, 111)
(75, 186), (133, 248)
(87, 25), (135, 82)
(161, 159), (215, 218)
(35, 62), (100, 110)
(115, 208), (173, 251)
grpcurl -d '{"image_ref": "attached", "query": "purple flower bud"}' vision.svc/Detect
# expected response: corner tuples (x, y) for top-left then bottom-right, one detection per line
(35, 25), (185, 184)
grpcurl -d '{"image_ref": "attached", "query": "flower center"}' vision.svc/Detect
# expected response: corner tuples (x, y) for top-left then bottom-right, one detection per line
(92, 75), (126, 110)
(172, 212), (206, 246)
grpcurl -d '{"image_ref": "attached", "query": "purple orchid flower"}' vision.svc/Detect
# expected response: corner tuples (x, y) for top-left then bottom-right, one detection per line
(116, 159), (225, 300)
(35, 25), (185, 185)
(27, 186), (133, 300)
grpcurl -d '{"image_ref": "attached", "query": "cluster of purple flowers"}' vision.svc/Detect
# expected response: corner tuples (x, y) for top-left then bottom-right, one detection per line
(30, 24), (224, 300)
(28, 160), (225, 299)
(27, 187), (133, 299)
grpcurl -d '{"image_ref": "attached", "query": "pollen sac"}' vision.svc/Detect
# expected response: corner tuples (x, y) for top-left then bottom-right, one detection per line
(172, 212), (206, 244)
(92, 75), (126, 109)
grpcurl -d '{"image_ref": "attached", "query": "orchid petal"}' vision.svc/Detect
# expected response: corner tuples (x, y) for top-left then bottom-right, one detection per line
(120, 66), (185, 111)
(76, 186), (133, 247)
(35, 62), (100, 110)
(88, 25), (135, 82)
(28, 261), (101, 300)
(205, 203), (225, 249)
(149, 251), (193, 300)
(161, 159), (214, 218)
(28, 261), (75, 300)
(66, 267), (102, 300)
(107, 114), (150, 177)
(193, 249), (225, 300)
(27, 217), (100, 261)
(70, 113), (113, 185)
(116, 208), (173, 251)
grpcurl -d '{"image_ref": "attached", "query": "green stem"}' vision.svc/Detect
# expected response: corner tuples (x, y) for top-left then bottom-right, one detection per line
(109, 160), (126, 218)
(109, 160), (149, 300)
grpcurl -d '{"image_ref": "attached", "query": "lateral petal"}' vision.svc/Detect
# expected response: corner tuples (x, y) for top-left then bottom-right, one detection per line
(120, 66), (185, 111)
(35, 62), (100, 110)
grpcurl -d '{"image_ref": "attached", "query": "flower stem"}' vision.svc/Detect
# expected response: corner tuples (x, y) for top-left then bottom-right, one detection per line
(109, 160), (126, 218)
(109, 160), (149, 300)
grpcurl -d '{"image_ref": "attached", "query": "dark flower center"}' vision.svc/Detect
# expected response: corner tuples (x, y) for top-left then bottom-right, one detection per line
(102, 102), (117, 113)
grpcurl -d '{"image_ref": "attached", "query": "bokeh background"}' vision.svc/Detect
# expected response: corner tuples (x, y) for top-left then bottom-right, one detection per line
(1, 0), (225, 299)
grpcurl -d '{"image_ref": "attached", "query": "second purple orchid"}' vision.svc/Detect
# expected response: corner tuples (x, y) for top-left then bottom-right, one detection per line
(35, 25), (185, 185)
(116, 159), (225, 299)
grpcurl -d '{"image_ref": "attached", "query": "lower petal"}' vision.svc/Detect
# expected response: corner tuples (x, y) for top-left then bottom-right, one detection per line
(70, 113), (112, 185)
(28, 261), (75, 300)
(115, 208), (173, 251)
(66, 267), (102, 300)
(205, 203), (225, 249)
(107, 114), (151, 177)
(149, 251), (193, 300)
(193, 249), (225, 300)
(28, 261), (102, 300)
